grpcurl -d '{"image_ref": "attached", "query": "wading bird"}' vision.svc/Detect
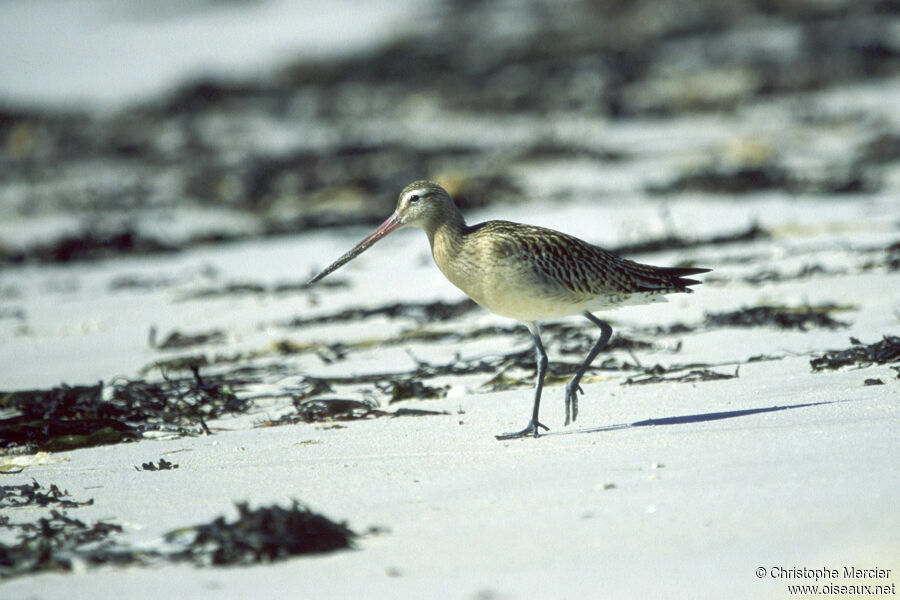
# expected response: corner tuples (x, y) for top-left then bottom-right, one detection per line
(307, 181), (709, 439)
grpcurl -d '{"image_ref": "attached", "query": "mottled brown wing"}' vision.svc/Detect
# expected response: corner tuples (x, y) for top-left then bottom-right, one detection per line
(474, 221), (708, 297)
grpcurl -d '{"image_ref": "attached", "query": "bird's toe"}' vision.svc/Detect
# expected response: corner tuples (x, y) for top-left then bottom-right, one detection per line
(495, 420), (549, 440)
(564, 384), (582, 426)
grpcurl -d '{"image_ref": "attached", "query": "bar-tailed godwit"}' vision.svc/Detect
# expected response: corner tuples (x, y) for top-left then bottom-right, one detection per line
(307, 181), (710, 439)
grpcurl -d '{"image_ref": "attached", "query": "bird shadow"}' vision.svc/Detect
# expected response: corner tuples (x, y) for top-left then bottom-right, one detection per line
(547, 399), (846, 437)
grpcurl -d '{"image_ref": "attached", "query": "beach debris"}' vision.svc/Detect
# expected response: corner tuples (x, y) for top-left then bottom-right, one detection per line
(293, 398), (380, 422)
(378, 379), (448, 403)
(154, 329), (226, 350)
(0, 229), (177, 266)
(886, 240), (900, 271)
(285, 397), (447, 424)
(648, 165), (792, 194)
(649, 164), (871, 195)
(480, 371), (527, 392)
(139, 354), (209, 374)
(737, 263), (847, 287)
(623, 366), (740, 386)
(286, 298), (478, 328)
(178, 282), (267, 301)
(0, 480), (92, 509)
(136, 458), (179, 471)
(0, 492), (358, 579)
(0, 510), (129, 579)
(0, 483), (124, 580)
(172, 502), (356, 566)
(608, 223), (767, 256)
(0, 367), (250, 452)
(810, 335), (900, 371)
(0, 384), (138, 452)
(705, 305), (850, 330)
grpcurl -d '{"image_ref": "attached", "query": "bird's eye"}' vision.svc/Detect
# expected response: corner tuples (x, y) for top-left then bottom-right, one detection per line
(408, 194), (420, 203)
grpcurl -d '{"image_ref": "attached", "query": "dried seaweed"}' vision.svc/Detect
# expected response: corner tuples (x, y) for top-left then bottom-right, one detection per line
(137, 458), (179, 471)
(810, 335), (900, 371)
(0, 482), (123, 579)
(177, 282), (268, 300)
(286, 298), (478, 327)
(293, 398), (379, 422)
(648, 165), (871, 195)
(0, 367), (251, 451)
(0, 510), (130, 579)
(286, 398), (447, 424)
(648, 166), (791, 194)
(141, 354), (210, 374)
(623, 366), (739, 386)
(860, 133), (900, 164)
(887, 240), (900, 271)
(0, 229), (177, 265)
(154, 329), (227, 350)
(377, 380), (449, 403)
(480, 371), (529, 392)
(608, 223), (768, 256)
(737, 263), (847, 286)
(705, 305), (850, 330)
(0, 496), (357, 579)
(0, 480), (93, 509)
(172, 502), (356, 566)
(171, 279), (351, 300)
(643, 304), (854, 337)
(285, 330), (642, 406)
(0, 384), (138, 451)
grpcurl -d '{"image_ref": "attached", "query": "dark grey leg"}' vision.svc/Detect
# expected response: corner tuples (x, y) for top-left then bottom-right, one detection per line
(564, 312), (613, 425)
(496, 322), (550, 440)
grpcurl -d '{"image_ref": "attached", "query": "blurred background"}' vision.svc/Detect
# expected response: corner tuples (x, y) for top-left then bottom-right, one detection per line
(1, 0), (898, 266)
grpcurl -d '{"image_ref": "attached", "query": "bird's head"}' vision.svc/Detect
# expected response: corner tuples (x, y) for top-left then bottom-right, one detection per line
(393, 180), (455, 231)
(305, 180), (458, 285)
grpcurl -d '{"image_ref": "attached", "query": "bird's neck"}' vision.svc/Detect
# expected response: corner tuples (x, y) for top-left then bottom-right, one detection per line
(425, 206), (470, 285)
(424, 205), (467, 253)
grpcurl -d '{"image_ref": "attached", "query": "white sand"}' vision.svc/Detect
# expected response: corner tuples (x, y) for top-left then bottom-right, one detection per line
(2, 191), (898, 598)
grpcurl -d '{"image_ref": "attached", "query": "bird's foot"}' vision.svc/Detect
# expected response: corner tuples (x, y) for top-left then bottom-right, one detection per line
(495, 420), (549, 440)
(564, 381), (583, 426)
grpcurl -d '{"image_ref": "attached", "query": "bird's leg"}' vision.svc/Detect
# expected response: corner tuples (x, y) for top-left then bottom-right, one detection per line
(564, 312), (613, 426)
(496, 322), (550, 440)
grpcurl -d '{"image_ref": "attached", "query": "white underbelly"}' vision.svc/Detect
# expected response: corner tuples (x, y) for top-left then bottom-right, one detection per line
(456, 275), (668, 322)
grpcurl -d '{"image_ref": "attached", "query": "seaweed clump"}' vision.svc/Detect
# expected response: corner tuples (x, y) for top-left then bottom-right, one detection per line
(287, 298), (478, 327)
(280, 397), (447, 425)
(0, 229), (177, 266)
(810, 335), (900, 372)
(0, 367), (250, 452)
(378, 379), (449, 403)
(174, 502), (356, 566)
(0, 510), (129, 579)
(0, 483), (358, 579)
(623, 366), (739, 386)
(0, 480), (93, 509)
(137, 458), (179, 471)
(0, 481), (123, 580)
(705, 305), (850, 330)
